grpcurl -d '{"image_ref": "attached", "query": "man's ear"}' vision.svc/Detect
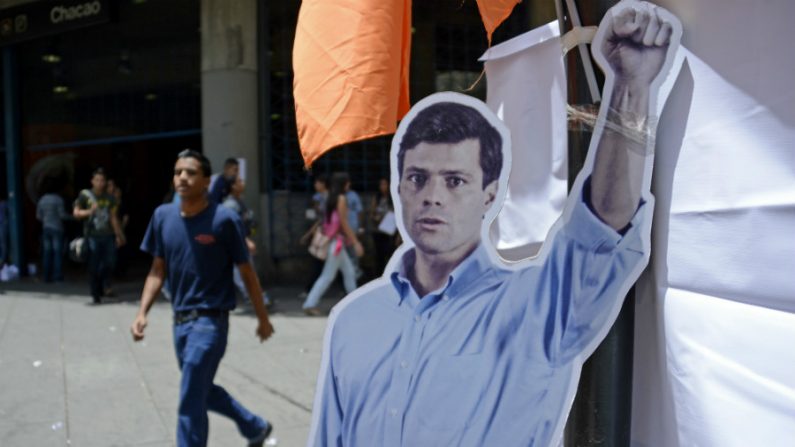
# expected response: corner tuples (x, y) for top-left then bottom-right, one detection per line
(484, 181), (498, 208)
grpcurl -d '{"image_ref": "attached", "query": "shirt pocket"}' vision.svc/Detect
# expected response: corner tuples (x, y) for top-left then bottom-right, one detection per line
(409, 353), (488, 432)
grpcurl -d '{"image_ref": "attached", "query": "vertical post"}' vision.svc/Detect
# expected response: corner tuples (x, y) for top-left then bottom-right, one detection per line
(562, 0), (636, 446)
(257, 0), (276, 275)
(3, 46), (25, 271)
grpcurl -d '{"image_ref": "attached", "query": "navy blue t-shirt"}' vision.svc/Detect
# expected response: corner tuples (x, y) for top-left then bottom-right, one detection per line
(141, 202), (249, 312)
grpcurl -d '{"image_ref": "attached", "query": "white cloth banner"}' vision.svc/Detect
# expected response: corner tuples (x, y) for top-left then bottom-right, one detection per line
(632, 1), (795, 446)
(480, 22), (568, 261)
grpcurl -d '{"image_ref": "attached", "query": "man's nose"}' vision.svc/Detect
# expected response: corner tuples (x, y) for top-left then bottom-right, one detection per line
(421, 178), (445, 206)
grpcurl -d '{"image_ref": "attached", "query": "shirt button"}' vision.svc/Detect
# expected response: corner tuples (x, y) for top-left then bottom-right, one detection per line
(400, 361), (408, 369)
(414, 315), (421, 322)
(389, 408), (398, 417)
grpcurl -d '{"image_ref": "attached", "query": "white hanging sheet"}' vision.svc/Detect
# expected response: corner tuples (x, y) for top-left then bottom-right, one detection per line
(631, 1), (795, 445)
(480, 22), (569, 261)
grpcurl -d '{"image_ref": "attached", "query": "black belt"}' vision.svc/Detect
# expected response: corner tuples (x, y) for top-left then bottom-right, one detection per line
(173, 309), (228, 325)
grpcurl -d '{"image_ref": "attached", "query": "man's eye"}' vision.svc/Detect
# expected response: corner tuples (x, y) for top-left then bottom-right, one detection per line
(446, 177), (465, 188)
(407, 174), (426, 186)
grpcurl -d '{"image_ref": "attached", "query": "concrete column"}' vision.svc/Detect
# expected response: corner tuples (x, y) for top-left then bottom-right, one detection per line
(200, 0), (266, 256)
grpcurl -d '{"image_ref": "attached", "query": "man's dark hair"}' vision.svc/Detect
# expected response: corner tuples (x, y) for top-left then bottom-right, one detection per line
(314, 175), (328, 187)
(224, 157), (240, 167)
(92, 167), (107, 179)
(398, 102), (503, 188)
(177, 149), (212, 177)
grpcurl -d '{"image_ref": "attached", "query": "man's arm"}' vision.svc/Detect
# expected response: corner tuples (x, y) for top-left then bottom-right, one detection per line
(307, 316), (344, 447)
(73, 193), (96, 220)
(590, 4), (674, 230)
(237, 262), (274, 342)
(130, 257), (166, 341)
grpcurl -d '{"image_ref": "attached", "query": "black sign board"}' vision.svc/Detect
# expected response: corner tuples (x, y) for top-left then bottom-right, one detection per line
(0, 0), (111, 47)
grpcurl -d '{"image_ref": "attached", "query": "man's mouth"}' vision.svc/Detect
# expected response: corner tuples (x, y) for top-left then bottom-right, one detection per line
(416, 217), (446, 229)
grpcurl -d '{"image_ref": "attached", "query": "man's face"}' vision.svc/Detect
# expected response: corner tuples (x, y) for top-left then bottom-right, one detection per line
(399, 138), (497, 258)
(224, 164), (239, 180)
(91, 173), (107, 192)
(174, 157), (210, 200)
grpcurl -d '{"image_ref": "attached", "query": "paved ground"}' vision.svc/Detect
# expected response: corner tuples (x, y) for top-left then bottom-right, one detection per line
(0, 277), (343, 447)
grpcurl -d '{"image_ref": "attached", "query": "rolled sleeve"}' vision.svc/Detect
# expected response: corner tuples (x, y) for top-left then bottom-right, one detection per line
(563, 185), (647, 255)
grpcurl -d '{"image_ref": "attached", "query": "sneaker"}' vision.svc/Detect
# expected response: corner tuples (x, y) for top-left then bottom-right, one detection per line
(303, 307), (323, 317)
(248, 421), (273, 447)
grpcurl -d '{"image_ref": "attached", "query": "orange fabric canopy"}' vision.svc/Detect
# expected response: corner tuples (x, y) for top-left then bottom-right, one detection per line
(293, 0), (412, 167)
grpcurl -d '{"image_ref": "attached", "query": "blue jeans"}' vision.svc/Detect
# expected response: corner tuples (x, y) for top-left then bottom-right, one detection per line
(173, 315), (267, 446)
(87, 235), (116, 299)
(41, 228), (64, 282)
(0, 220), (8, 263)
(302, 242), (357, 309)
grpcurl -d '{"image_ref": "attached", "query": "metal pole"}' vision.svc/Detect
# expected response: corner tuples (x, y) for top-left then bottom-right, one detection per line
(3, 46), (25, 272)
(560, 1), (636, 446)
(257, 0), (277, 276)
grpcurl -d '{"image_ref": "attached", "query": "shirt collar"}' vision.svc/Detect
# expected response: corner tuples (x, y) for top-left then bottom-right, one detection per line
(390, 243), (494, 306)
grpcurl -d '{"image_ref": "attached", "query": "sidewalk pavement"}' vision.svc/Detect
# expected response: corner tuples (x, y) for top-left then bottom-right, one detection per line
(0, 278), (343, 447)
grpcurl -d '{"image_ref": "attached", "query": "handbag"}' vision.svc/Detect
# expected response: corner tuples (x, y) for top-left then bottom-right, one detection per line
(69, 237), (88, 263)
(308, 227), (331, 260)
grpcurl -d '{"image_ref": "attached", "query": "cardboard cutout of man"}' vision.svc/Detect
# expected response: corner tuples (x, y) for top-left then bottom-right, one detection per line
(308, 2), (681, 446)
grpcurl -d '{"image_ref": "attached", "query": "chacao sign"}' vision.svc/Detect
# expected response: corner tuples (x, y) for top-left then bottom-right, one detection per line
(50, 1), (103, 25)
(0, 0), (110, 46)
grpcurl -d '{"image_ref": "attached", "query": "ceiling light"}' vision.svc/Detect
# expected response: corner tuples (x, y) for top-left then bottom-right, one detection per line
(42, 53), (61, 63)
(53, 85), (69, 94)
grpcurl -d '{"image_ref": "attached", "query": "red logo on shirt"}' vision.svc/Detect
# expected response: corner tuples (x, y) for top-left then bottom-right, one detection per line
(194, 234), (216, 245)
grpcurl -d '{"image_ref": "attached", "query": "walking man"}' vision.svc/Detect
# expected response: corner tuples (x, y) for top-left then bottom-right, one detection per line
(130, 150), (275, 446)
(73, 168), (125, 304)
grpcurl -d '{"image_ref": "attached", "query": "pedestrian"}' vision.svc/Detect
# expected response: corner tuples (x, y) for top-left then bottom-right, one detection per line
(369, 177), (396, 276)
(105, 178), (130, 293)
(72, 168), (125, 304)
(301, 172), (364, 316)
(344, 177), (364, 278)
(130, 150), (275, 447)
(299, 175), (328, 298)
(208, 157), (239, 203)
(222, 176), (272, 307)
(36, 178), (70, 282)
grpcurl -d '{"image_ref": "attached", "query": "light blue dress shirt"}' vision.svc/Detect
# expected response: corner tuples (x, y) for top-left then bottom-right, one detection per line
(309, 190), (648, 447)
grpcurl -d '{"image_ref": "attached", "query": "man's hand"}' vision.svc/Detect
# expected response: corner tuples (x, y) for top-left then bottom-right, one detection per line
(246, 237), (257, 255)
(116, 234), (126, 248)
(256, 317), (275, 342)
(602, 2), (674, 87)
(130, 314), (147, 341)
(353, 240), (364, 258)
